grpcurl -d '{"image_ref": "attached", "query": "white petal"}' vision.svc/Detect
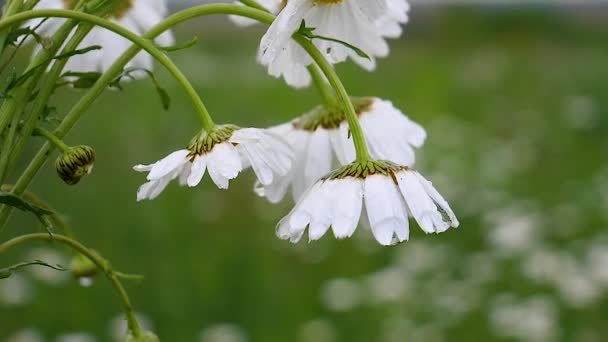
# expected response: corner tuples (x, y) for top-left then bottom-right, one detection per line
(146, 150), (189, 181)
(397, 170), (453, 234)
(208, 142), (243, 179)
(364, 174), (410, 245)
(187, 154), (207, 187)
(330, 178), (364, 239)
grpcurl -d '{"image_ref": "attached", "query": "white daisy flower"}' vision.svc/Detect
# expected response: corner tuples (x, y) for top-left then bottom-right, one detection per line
(256, 97), (426, 203)
(134, 126), (293, 201)
(230, 0), (313, 88)
(257, 0), (410, 87)
(29, 0), (174, 76)
(277, 161), (459, 246)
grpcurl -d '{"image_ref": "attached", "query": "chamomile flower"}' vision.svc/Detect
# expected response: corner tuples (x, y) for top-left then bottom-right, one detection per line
(277, 161), (459, 246)
(256, 97), (426, 203)
(30, 0), (174, 75)
(258, 0), (410, 87)
(134, 126), (293, 201)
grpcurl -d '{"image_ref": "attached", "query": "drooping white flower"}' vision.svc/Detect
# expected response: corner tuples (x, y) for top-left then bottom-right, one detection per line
(257, 0), (410, 87)
(277, 161), (459, 246)
(29, 0), (174, 76)
(229, 0), (313, 88)
(134, 126), (293, 201)
(256, 97), (426, 203)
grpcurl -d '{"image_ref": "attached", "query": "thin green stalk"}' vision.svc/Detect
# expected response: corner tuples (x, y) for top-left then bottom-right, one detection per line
(238, 0), (267, 11)
(6, 24), (94, 174)
(0, 9), (215, 130)
(33, 126), (70, 152)
(0, 18), (79, 138)
(0, 4), (276, 231)
(0, 104), (21, 180)
(237, 0), (337, 107)
(0, 0), (24, 56)
(0, 233), (143, 338)
(0, 4), (369, 229)
(296, 37), (370, 162)
(307, 64), (337, 107)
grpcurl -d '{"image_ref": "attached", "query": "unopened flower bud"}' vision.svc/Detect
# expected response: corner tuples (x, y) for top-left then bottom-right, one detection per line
(69, 254), (98, 279)
(55, 145), (96, 185)
(124, 331), (160, 342)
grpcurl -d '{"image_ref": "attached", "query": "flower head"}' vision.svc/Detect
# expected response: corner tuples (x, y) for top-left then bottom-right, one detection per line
(277, 161), (459, 246)
(257, 0), (410, 87)
(134, 126), (293, 201)
(256, 97), (426, 202)
(55, 145), (96, 185)
(30, 0), (174, 76)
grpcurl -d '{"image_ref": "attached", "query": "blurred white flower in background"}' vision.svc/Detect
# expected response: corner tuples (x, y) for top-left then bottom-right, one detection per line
(298, 318), (337, 342)
(490, 295), (559, 342)
(320, 278), (362, 312)
(0, 273), (35, 307)
(109, 312), (154, 342)
(55, 332), (97, 342)
(6, 328), (44, 342)
(366, 267), (410, 304)
(198, 323), (248, 342)
(485, 207), (540, 257)
(24, 247), (69, 286)
(29, 0), (174, 76)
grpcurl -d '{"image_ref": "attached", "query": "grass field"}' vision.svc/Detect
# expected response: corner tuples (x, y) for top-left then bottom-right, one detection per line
(1, 7), (608, 342)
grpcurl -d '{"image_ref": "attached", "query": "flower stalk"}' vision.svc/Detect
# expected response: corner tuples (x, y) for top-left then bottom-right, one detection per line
(0, 233), (144, 338)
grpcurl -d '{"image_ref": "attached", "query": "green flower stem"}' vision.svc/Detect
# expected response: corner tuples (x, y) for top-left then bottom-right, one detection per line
(6, 24), (94, 175)
(33, 126), (70, 153)
(0, 4), (274, 230)
(0, 9), (215, 130)
(236, 0), (338, 107)
(307, 64), (337, 107)
(0, 0), (24, 56)
(238, 0), (267, 11)
(0, 233), (143, 338)
(296, 40), (371, 163)
(0, 105), (21, 181)
(0, 18), (79, 137)
(0, 4), (369, 228)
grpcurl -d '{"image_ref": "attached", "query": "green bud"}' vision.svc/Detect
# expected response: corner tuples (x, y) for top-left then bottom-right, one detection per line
(55, 145), (96, 185)
(125, 331), (160, 342)
(69, 254), (98, 279)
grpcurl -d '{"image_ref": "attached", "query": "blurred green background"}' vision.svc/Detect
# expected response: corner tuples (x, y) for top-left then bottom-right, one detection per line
(2, 5), (608, 342)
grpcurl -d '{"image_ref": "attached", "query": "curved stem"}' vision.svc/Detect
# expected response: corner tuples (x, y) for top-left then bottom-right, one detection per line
(0, 9), (214, 130)
(0, 4), (369, 228)
(296, 37), (370, 162)
(307, 64), (337, 107)
(238, 0), (266, 11)
(6, 24), (93, 175)
(0, 233), (143, 338)
(33, 126), (70, 153)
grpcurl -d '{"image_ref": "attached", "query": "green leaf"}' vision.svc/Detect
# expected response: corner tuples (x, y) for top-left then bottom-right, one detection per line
(7, 45), (102, 90)
(0, 191), (55, 233)
(296, 20), (371, 61)
(59, 71), (103, 89)
(1, 260), (66, 280)
(158, 36), (199, 52)
(112, 68), (171, 111)
(3, 27), (41, 48)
